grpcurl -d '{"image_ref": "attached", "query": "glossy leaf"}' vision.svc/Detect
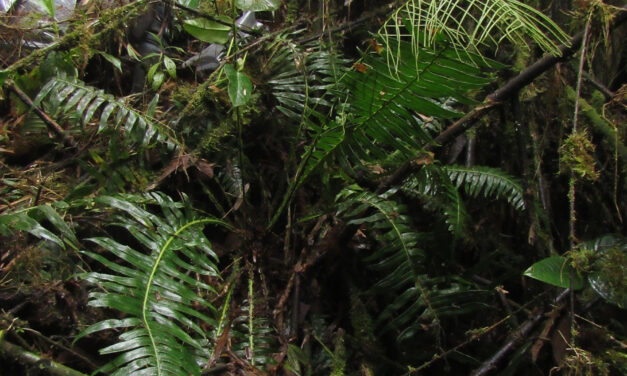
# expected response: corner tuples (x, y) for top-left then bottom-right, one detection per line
(524, 256), (584, 289)
(224, 64), (252, 107)
(98, 51), (123, 72)
(183, 18), (231, 44)
(40, 0), (55, 18)
(235, 0), (279, 11)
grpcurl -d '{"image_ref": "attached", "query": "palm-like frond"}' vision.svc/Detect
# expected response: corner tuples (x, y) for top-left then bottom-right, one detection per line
(445, 165), (525, 210)
(380, 0), (570, 71)
(76, 192), (230, 376)
(34, 74), (177, 149)
(341, 37), (500, 163)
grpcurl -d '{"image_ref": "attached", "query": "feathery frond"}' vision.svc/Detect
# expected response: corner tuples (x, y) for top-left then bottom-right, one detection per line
(380, 0), (570, 71)
(341, 36), (500, 163)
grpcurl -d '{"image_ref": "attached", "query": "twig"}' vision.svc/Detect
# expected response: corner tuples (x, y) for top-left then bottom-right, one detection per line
(6, 80), (77, 149)
(471, 289), (570, 376)
(0, 340), (89, 376)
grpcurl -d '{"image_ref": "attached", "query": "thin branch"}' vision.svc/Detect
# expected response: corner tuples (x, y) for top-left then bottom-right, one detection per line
(471, 289), (570, 376)
(0, 340), (89, 376)
(7, 80), (77, 149)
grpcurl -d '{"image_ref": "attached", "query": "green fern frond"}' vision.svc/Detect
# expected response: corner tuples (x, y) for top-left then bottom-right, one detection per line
(445, 165), (525, 210)
(403, 165), (469, 238)
(267, 35), (348, 126)
(380, 0), (570, 70)
(76, 192), (230, 376)
(342, 37), (498, 161)
(0, 202), (79, 251)
(34, 74), (177, 149)
(337, 185), (491, 341)
(336, 186), (439, 338)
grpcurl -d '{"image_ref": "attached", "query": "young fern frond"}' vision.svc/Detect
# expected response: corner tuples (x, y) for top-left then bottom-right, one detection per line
(76, 192), (230, 376)
(380, 0), (570, 72)
(445, 165), (526, 210)
(35, 74), (177, 149)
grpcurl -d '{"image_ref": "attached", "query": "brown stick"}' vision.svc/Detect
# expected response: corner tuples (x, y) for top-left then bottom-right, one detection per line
(470, 289), (570, 376)
(7, 81), (77, 149)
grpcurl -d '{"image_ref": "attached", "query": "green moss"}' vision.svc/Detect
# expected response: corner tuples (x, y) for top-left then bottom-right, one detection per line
(559, 130), (599, 181)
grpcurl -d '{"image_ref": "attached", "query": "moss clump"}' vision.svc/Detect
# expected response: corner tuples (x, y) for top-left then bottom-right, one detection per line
(559, 130), (599, 181)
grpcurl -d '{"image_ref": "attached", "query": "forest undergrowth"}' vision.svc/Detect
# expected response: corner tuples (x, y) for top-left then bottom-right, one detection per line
(0, 0), (626, 375)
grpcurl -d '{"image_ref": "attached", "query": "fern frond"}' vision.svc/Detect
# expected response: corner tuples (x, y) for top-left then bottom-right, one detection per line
(0, 202), (79, 250)
(34, 74), (177, 149)
(342, 37), (498, 161)
(336, 186), (439, 338)
(380, 0), (570, 69)
(403, 165), (469, 238)
(76, 192), (230, 376)
(267, 34), (348, 126)
(337, 185), (491, 341)
(445, 165), (525, 210)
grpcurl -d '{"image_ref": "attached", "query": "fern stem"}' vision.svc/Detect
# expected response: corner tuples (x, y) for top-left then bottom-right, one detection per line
(248, 268), (255, 365)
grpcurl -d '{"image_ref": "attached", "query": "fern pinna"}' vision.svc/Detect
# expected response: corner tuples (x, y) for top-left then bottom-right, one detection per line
(75, 193), (230, 376)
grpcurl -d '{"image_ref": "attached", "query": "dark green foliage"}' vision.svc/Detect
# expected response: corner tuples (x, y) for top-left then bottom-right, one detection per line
(34, 74), (177, 149)
(76, 193), (229, 376)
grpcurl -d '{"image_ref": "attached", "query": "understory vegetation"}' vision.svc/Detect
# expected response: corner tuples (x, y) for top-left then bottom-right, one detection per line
(0, 0), (625, 375)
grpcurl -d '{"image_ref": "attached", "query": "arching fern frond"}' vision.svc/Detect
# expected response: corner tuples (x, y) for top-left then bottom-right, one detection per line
(266, 33), (348, 127)
(342, 37), (500, 162)
(380, 0), (570, 71)
(34, 74), (177, 149)
(76, 192), (230, 376)
(445, 165), (525, 210)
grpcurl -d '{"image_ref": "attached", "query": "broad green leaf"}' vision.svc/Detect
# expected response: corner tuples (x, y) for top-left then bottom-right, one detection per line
(163, 56), (177, 78)
(40, 0), (55, 18)
(224, 64), (252, 107)
(235, 0), (279, 11)
(524, 256), (584, 289)
(97, 51), (122, 72)
(152, 71), (165, 91)
(586, 236), (627, 308)
(183, 18), (231, 44)
(126, 44), (141, 61)
(146, 63), (159, 84)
